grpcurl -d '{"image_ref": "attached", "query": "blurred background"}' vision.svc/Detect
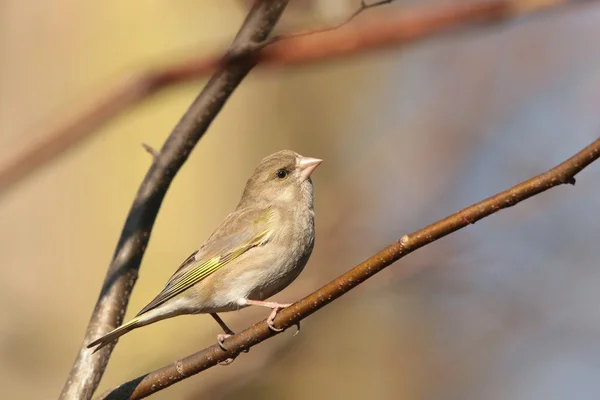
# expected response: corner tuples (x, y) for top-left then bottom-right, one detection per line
(2, 0), (600, 399)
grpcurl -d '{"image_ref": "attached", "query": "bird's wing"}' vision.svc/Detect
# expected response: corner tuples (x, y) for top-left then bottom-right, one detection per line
(136, 207), (274, 316)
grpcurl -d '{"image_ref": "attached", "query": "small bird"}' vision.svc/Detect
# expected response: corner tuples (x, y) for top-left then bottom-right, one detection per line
(88, 150), (321, 353)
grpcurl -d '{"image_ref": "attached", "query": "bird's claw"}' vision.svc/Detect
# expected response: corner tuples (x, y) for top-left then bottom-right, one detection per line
(217, 334), (238, 366)
(266, 303), (292, 332)
(217, 333), (231, 352)
(216, 333), (249, 366)
(267, 319), (284, 332)
(219, 357), (235, 366)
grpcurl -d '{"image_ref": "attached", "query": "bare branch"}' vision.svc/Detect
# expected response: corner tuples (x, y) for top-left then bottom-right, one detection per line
(277, 0), (396, 40)
(58, 1), (290, 399)
(1, 0), (593, 196)
(100, 137), (600, 399)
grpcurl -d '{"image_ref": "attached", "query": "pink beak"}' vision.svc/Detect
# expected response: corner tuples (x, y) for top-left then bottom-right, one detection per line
(297, 156), (322, 181)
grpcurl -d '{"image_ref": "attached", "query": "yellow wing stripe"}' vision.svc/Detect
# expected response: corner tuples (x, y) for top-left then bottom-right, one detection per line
(137, 221), (272, 316)
(167, 229), (270, 295)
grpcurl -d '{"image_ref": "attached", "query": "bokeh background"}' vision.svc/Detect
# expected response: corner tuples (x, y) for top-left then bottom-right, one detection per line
(2, 0), (600, 399)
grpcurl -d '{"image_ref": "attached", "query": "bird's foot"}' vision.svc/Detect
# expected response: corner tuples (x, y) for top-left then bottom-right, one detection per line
(217, 333), (231, 352)
(244, 299), (296, 332)
(216, 332), (249, 366)
(217, 333), (236, 366)
(266, 304), (291, 332)
(219, 357), (235, 366)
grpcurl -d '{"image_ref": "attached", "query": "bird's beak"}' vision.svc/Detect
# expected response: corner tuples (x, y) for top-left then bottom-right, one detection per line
(297, 156), (322, 181)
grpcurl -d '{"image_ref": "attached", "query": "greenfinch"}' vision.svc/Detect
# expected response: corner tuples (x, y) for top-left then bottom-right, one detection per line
(88, 150), (321, 352)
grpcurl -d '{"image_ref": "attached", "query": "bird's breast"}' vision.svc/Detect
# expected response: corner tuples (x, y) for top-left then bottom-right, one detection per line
(208, 201), (315, 308)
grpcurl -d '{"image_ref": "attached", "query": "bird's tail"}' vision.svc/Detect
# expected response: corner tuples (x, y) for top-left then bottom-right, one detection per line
(87, 316), (143, 353)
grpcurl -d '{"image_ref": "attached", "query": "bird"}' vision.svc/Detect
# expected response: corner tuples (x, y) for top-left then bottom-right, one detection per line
(87, 150), (321, 353)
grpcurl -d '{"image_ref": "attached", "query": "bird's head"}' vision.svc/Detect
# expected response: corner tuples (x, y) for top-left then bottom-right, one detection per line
(239, 150), (322, 208)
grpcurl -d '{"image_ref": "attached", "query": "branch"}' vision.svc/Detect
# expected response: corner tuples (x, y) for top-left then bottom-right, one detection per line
(100, 137), (600, 399)
(278, 0), (395, 40)
(1, 0), (593, 195)
(58, 1), (290, 399)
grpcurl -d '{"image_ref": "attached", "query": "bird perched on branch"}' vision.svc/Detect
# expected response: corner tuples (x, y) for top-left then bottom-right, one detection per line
(88, 150), (321, 353)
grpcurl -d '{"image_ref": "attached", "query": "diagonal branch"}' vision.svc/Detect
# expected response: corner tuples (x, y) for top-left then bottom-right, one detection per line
(1, 0), (594, 196)
(100, 136), (600, 399)
(59, 1), (290, 399)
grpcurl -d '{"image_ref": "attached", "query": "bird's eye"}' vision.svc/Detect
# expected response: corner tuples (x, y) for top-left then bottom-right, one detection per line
(276, 169), (288, 179)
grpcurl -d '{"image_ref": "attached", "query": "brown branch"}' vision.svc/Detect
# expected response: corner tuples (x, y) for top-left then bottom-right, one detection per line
(1, 0), (592, 196)
(100, 137), (600, 399)
(58, 1), (290, 399)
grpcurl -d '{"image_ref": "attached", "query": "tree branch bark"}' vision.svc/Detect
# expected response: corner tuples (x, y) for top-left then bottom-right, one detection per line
(100, 136), (600, 399)
(58, 1), (290, 399)
(1, 0), (593, 196)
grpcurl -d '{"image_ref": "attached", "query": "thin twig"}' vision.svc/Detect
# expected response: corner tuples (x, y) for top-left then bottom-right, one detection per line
(141, 143), (159, 160)
(275, 0), (395, 40)
(1, 0), (593, 196)
(58, 1), (290, 399)
(100, 137), (600, 399)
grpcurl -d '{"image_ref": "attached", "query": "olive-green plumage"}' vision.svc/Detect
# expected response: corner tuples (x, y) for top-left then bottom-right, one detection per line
(87, 150), (321, 352)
